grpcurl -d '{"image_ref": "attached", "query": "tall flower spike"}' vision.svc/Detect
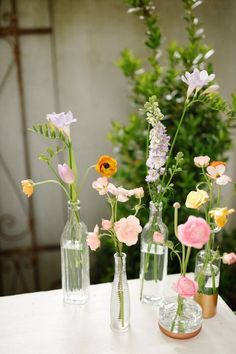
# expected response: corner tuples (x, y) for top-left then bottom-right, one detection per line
(146, 122), (170, 183)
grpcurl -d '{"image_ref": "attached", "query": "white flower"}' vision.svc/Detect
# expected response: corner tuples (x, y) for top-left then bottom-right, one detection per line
(215, 175), (232, 186)
(46, 111), (77, 137)
(194, 155), (210, 168)
(181, 68), (215, 98)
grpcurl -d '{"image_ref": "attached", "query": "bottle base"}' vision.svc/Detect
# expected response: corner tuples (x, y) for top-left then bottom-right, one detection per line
(159, 323), (202, 339)
(110, 324), (130, 333)
(63, 292), (89, 305)
(141, 295), (163, 306)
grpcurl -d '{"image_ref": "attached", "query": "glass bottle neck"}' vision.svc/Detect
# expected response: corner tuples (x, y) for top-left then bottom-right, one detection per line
(114, 253), (126, 273)
(149, 201), (163, 222)
(67, 200), (80, 221)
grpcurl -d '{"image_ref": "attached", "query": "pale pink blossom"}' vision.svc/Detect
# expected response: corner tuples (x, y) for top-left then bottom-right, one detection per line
(178, 216), (210, 249)
(47, 111), (76, 136)
(132, 187), (144, 198)
(215, 175), (232, 186)
(203, 84), (219, 94)
(222, 252), (236, 265)
(194, 155), (210, 168)
(153, 231), (164, 244)
(173, 276), (198, 298)
(206, 164), (232, 185)
(181, 68), (215, 98)
(87, 225), (100, 251)
(92, 177), (109, 195)
(107, 184), (130, 202)
(101, 219), (112, 230)
(58, 163), (75, 184)
(114, 215), (142, 246)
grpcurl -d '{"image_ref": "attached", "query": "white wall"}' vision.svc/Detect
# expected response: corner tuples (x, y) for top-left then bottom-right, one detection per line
(0, 0), (235, 292)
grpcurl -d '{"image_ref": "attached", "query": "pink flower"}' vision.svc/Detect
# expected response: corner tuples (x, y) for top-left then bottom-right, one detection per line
(194, 155), (210, 168)
(132, 187), (144, 198)
(206, 164), (232, 186)
(58, 163), (75, 184)
(173, 276), (198, 298)
(107, 184), (130, 202)
(114, 215), (142, 246)
(87, 225), (101, 251)
(101, 219), (112, 230)
(222, 252), (236, 265)
(178, 216), (211, 249)
(153, 231), (164, 244)
(92, 177), (109, 195)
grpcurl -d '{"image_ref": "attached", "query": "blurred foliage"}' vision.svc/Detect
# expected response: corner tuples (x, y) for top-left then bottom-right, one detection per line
(92, 0), (236, 309)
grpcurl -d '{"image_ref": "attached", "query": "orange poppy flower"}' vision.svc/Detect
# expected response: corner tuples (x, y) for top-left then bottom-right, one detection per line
(21, 180), (34, 197)
(95, 155), (117, 177)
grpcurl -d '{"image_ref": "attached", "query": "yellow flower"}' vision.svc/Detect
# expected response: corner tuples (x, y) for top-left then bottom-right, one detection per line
(95, 155), (117, 178)
(185, 189), (209, 209)
(209, 207), (235, 228)
(21, 179), (34, 197)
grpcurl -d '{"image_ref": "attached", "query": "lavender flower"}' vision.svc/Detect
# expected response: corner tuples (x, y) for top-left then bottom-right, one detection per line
(47, 111), (77, 137)
(146, 122), (170, 183)
(181, 69), (215, 98)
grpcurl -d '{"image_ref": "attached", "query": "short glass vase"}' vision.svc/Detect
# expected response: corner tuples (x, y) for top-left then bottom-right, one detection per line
(61, 200), (90, 304)
(194, 249), (221, 318)
(158, 296), (202, 339)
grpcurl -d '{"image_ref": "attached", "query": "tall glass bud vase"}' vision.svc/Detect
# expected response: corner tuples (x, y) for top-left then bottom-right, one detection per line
(140, 201), (168, 305)
(110, 253), (130, 332)
(61, 200), (90, 304)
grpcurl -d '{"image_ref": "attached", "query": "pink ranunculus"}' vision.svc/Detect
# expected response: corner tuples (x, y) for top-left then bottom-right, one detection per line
(153, 231), (164, 244)
(92, 177), (109, 195)
(114, 215), (142, 246)
(58, 163), (75, 184)
(87, 225), (101, 251)
(194, 155), (210, 168)
(178, 216), (211, 249)
(222, 252), (236, 265)
(173, 276), (198, 298)
(101, 219), (112, 230)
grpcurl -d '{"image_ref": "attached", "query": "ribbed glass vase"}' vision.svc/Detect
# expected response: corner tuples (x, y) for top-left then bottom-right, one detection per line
(110, 253), (130, 332)
(61, 200), (90, 304)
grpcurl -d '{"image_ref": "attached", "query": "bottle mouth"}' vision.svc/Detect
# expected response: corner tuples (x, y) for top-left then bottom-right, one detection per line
(68, 200), (80, 209)
(114, 252), (126, 259)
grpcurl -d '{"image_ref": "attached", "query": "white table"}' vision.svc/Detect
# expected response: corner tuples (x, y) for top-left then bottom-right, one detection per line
(0, 274), (235, 354)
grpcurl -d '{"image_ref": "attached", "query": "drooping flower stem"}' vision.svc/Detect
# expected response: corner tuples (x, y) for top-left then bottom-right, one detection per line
(34, 180), (70, 199)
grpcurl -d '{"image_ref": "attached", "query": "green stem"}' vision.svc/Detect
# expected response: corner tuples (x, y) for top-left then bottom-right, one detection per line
(34, 179), (70, 199)
(154, 244), (158, 282)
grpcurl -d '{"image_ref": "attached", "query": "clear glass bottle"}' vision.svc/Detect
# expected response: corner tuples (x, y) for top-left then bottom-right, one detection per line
(110, 253), (130, 332)
(159, 296), (202, 339)
(194, 249), (221, 318)
(139, 201), (168, 305)
(61, 200), (90, 304)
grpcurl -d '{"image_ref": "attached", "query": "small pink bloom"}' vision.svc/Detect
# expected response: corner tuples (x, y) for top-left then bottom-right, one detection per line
(114, 215), (142, 246)
(108, 184), (130, 202)
(222, 252), (236, 265)
(58, 163), (75, 184)
(216, 175), (232, 186)
(173, 276), (198, 298)
(178, 216), (210, 249)
(194, 155), (210, 168)
(92, 177), (109, 195)
(87, 225), (101, 251)
(207, 164), (225, 178)
(153, 231), (164, 244)
(133, 187), (144, 198)
(102, 219), (112, 230)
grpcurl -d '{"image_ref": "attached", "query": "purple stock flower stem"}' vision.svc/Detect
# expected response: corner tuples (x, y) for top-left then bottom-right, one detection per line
(145, 123), (154, 200)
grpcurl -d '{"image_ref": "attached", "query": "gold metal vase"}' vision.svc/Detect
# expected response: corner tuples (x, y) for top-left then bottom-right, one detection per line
(194, 292), (218, 319)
